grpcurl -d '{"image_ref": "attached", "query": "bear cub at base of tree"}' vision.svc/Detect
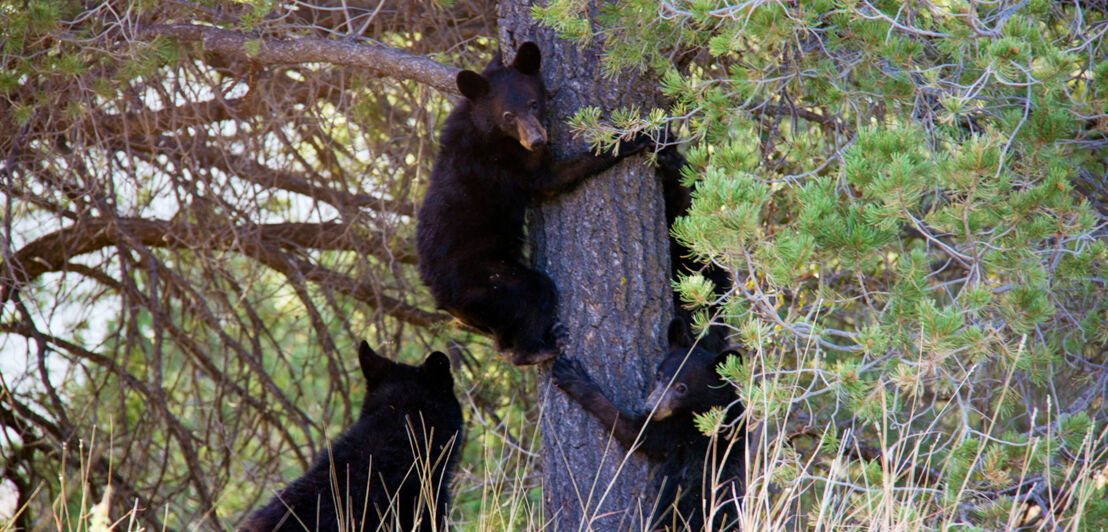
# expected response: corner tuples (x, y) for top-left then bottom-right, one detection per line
(552, 318), (746, 531)
(416, 41), (652, 366)
(240, 342), (463, 532)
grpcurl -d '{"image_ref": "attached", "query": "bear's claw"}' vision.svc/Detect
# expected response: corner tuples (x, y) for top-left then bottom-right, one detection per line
(551, 356), (592, 391)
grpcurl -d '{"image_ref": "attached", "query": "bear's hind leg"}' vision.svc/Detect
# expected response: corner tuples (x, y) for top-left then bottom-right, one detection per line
(506, 267), (560, 366)
(452, 263), (559, 365)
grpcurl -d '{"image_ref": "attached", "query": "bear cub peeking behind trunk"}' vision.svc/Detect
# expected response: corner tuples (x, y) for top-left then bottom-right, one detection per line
(552, 318), (746, 531)
(240, 342), (463, 532)
(416, 41), (652, 366)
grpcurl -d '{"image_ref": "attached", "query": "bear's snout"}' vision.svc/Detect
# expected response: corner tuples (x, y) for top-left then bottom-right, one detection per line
(516, 118), (548, 151)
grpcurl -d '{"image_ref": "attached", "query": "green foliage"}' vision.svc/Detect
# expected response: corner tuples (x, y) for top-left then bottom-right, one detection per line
(543, 0), (1108, 529)
(674, 272), (715, 309)
(531, 0), (592, 43)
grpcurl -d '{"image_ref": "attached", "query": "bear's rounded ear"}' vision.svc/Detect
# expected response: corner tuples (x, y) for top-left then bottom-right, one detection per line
(421, 351), (454, 390)
(667, 317), (693, 349)
(511, 42), (541, 75)
(457, 70), (490, 100)
(358, 340), (392, 388)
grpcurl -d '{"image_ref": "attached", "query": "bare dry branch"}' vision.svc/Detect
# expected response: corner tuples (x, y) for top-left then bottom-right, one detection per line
(1, 218), (439, 325)
(143, 24), (462, 95)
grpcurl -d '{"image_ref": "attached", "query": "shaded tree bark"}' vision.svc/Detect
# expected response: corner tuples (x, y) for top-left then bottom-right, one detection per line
(497, 5), (671, 531)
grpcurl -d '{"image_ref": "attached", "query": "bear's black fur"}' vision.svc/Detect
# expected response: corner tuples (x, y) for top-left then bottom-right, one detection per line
(416, 41), (652, 366)
(552, 318), (745, 531)
(240, 342), (463, 532)
(657, 143), (733, 355)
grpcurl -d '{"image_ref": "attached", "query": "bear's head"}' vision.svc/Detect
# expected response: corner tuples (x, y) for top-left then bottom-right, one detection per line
(455, 42), (547, 152)
(356, 340), (461, 428)
(645, 318), (742, 420)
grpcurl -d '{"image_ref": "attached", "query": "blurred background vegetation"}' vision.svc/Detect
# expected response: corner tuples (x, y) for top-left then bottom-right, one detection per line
(1, 0), (1106, 530)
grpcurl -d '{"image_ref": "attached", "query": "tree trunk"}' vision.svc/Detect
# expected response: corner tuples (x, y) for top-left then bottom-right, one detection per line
(497, 6), (672, 531)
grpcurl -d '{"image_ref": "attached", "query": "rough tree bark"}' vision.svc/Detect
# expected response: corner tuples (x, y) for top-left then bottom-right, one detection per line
(497, 5), (672, 531)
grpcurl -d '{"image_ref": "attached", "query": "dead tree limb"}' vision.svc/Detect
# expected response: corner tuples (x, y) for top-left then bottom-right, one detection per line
(142, 24), (462, 95)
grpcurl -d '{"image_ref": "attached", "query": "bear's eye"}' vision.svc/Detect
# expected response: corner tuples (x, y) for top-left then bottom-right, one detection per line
(529, 100), (539, 111)
(674, 383), (687, 395)
(502, 111), (515, 122)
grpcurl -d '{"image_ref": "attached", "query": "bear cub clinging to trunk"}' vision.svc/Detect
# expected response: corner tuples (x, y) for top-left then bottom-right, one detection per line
(416, 41), (652, 366)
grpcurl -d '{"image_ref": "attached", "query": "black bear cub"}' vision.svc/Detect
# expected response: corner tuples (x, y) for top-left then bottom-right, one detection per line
(241, 342), (463, 532)
(552, 318), (745, 531)
(657, 143), (733, 355)
(417, 41), (652, 366)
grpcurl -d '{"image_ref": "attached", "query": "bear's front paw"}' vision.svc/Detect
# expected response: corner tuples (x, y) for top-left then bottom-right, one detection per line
(552, 357), (594, 397)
